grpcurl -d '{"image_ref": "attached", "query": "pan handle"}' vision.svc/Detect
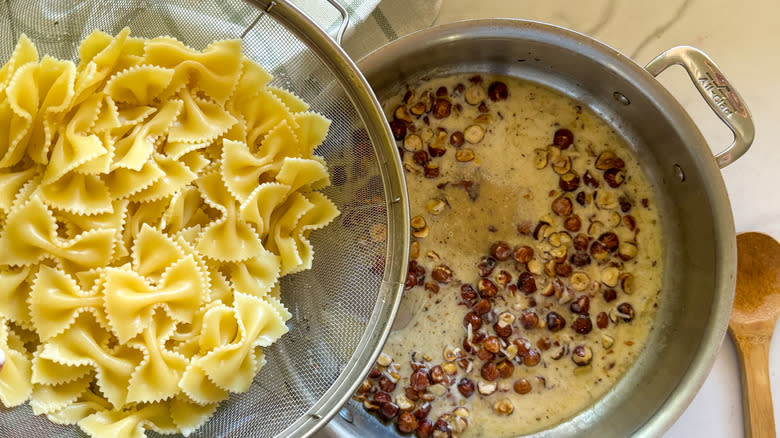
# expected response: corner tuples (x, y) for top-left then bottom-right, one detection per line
(645, 46), (754, 168)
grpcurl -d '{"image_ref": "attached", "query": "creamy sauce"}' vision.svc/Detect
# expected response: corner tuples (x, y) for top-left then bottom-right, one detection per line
(360, 74), (662, 437)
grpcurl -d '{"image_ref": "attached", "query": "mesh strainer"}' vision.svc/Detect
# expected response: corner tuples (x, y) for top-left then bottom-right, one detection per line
(0, 0), (409, 437)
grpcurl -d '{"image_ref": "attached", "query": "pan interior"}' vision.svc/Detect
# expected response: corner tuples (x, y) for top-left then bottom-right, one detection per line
(328, 20), (736, 438)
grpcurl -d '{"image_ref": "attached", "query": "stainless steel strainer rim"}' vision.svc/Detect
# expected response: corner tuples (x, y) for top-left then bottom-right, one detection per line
(0, 0), (410, 437)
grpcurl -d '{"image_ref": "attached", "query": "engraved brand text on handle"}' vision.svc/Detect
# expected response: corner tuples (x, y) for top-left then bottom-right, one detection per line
(698, 71), (735, 118)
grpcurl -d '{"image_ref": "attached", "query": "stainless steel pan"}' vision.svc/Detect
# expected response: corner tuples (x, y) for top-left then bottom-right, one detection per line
(317, 19), (754, 437)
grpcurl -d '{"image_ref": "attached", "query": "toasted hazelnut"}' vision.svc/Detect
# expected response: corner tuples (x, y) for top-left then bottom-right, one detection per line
(607, 211), (622, 228)
(496, 360), (515, 378)
(493, 321), (513, 339)
(513, 378), (532, 394)
(595, 151), (625, 170)
(571, 345), (593, 366)
(394, 105), (413, 123)
(618, 241), (638, 261)
(412, 226), (429, 238)
(569, 294), (590, 314)
(456, 149), (475, 162)
(573, 233), (590, 251)
(478, 278), (498, 298)
(442, 362), (457, 375)
(546, 311), (566, 332)
(410, 240), (420, 260)
(449, 131), (465, 147)
(390, 119), (407, 140)
(601, 334), (615, 349)
(604, 168), (625, 188)
(532, 221), (551, 240)
(416, 419), (434, 438)
(465, 85), (486, 105)
(504, 343), (519, 360)
(520, 310), (539, 329)
(551, 196), (573, 216)
(564, 215), (582, 232)
(398, 412), (419, 433)
(481, 362), (499, 381)
(427, 198), (446, 215)
(559, 172), (580, 192)
(428, 143), (446, 157)
(589, 240), (609, 261)
(596, 311), (609, 329)
(493, 399), (514, 415)
(570, 272), (590, 291)
(423, 162), (439, 178)
(623, 214), (637, 231)
(571, 315), (593, 334)
(600, 266), (619, 287)
(583, 170), (600, 188)
(484, 336), (502, 353)
(474, 113), (491, 123)
(472, 298), (491, 316)
(478, 380), (498, 396)
(513, 245), (534, 263)
(464, 124), (485, 144)
(488, 81), (509, 101)
(490, 241), (512, 261)
(496, 270), (512, 289)
(527, 259), (544, 275)
(595, 190), (619, 210)
(463, 312), (482, 330)
(570, 252), (591, 267)
(380, 401), (400, 420)
(551, 155), (572, 175)
(497, 311), (515, 328)
(534, 148), (548, 169)
(550, 246), (568, 264)
(410, 369), (431, 391)
(451, 415), (468, 434)
(443, 346), (458, 362)
(478, 256), (497, 277)
(617, 302), (635, 321)
(432, 99), (451, 119)
(410, 102), (426, 116)
(620, 273), (635, 294)
(553, 128), (574, 150)
(602, 288), (617, 302)
(396, 394), (416, 411)
(547, 145), (562, 163)
(517, 272), (537, 294)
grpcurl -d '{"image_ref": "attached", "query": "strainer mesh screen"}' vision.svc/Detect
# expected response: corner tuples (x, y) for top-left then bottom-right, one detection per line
(0, 1), (402, 437)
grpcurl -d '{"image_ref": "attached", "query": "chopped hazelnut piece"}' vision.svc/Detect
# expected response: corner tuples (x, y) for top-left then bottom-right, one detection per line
(394, 105), (413, 123)
(600, 266), (619, 287)
(488, 81), (509, 101)
(551, 155), (572, 175)
(595, 151), (625, 170)
(620, 273), (635, 294)
(427, 198), (446, 215)
(534, 148), (548, 169)
(618, 241), (638, 261)
(601, 334), (615, 349)
(571, 345), (593, 366)
(377, 352), (393, 367)
(477, 380), (497, 396)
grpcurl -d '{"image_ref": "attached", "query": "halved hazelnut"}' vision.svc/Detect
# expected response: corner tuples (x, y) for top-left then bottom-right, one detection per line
(595, 151), (625, 170)
(617, 302), (635, 321)
(465, 85), (486, 105)
(493, 399), (514, 415)
(411, 215), (427, 231)
(559, 172), (580, 192)
(620, 273), (635, 294)
(513, 245), (534, 263)
(395, 105), (413, 123)
(428, 143), (446, 157)
(488, 81), (509, 101)
(551, 156), (572, 175)
(571, 345), (593, 366)
(456, 149), (475, 162)
(478, 380), (497, 396)
(432, 265), (453, 283)
(595, 190), (619, 210)
(552, 196), (573, 216)
(601, 334), (615, 349)
(604, 168), (626, 188)
(404, 134), (423, 151)
(600, 266), (619, 287)
(390, 119), (407, 140)
(607, 211), (622, 228)
(618, 241), (638, 261)
(432, 99), (451, 119)
(534, 148), (548, 169)
(427, 198), (446, 215)
(583, 170), (599, 188)
(527, 259), (544, 275)
(570, 272), (590, 291)
(464, 124), (485, 144)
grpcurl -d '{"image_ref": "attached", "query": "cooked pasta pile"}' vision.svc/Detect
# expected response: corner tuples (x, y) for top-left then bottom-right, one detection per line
(0, 28), (339, 437)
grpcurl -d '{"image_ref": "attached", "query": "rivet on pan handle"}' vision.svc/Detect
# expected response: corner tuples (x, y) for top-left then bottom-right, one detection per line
(645, 46), (755, 168)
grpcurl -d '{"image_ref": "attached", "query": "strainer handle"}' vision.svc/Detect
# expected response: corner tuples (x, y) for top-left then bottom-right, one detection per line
(325, 0), (350, 46)
(245, 0), (350, 46)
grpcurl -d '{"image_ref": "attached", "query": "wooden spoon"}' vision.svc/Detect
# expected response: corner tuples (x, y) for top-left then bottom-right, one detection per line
(729, 232), (780, 438)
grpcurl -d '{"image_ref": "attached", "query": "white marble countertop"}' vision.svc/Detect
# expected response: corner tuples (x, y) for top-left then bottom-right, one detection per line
(429, 1), (779, 437)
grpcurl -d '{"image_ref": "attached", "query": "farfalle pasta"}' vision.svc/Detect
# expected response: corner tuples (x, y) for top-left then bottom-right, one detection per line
(0, 29), (339, 438)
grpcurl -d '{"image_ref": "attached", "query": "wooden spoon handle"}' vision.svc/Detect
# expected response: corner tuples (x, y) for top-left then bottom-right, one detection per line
(732, 332), (777, 438)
